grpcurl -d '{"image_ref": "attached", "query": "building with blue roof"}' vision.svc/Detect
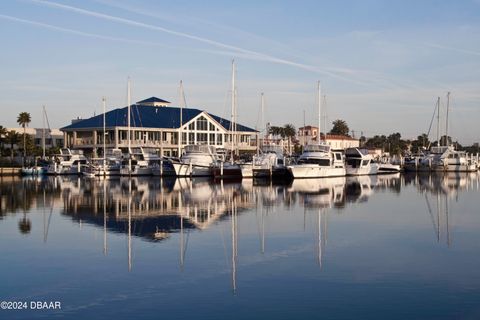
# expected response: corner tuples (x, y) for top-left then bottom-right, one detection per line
(61, 97), (258, 157)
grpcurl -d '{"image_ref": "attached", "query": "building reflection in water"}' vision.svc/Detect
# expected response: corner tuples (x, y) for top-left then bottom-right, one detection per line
(1, 172), (479, 289)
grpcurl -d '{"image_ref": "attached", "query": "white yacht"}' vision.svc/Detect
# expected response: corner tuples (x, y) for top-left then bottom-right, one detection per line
(345, 148), (379, 176)
(431, 146), (477, 172)
(47, 148), (88, 175)
(287, 144), (346, 178)
(84, 149), (123, 177)
(172, 144), (219, 177)
(120, 147), (155, 176)
(287, 81), (345, 179)
(252, 145), (288, 178)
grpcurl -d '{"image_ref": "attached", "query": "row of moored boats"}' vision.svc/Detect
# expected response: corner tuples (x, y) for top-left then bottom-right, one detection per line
(22, 142), (479, 179)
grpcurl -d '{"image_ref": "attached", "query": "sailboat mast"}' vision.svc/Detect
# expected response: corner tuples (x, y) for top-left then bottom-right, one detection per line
(323, 94), (327, 138)
(317, 81), (321, 143)
(445, 92), (450, 147)
(178, 80), (184, 157)
(261, 93), (265, 148)
(127, 78), (131, 152)
(436, 97), (440, 147)
(231, 60), (236, 163)
(42, 105), (46, 159)
(102, 96), (107, 172)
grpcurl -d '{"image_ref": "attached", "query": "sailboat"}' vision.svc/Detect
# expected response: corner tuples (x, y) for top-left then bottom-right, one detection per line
(21, 106), (51, 175)
(84, 97), (123, 177)
(430, 93), (478, 172)
(287, 82), (345, 178)
(212, 60), (242, 179)
(171, 81), (221, 177)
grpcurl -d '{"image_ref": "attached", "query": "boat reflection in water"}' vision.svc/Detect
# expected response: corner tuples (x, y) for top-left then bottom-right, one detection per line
(1, 172), (478, 292)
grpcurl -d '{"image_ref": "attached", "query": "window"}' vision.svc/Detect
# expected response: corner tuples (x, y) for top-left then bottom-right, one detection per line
(209, 133), (215, 144)
(197, 133), (207, 142)
(182, 133), (187, 144)
(209, 123), (215, 131)
(196, 116), (208, 131)
(189, 133), (195, 144)
(216, 134), (223, 145)
(162, 132), (168, 142)
(188, 122), (195, 130)
(171, 132), (178, 144)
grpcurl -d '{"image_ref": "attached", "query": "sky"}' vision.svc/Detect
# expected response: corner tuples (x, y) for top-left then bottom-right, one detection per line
(0, 0), (479, 144)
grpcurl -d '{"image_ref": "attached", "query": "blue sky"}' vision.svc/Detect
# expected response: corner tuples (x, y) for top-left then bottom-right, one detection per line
(1, 0), (479, 143)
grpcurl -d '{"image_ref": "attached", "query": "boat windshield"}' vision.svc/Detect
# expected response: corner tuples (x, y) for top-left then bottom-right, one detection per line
(304, 144), (330, 153)
(298, 158), (331, 166)
(430, 146), (449, 154)
(261, 145), (283, 154)
(185, 145), (215, 154)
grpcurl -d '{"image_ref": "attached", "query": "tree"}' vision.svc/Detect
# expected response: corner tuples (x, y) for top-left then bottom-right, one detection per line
(283, 124), (296, 155)
(329, 119), (350, 136)
(410, 133), (430, 153)
(0, 125), (7, 156)
(268, 126), (285, 138)
(5, 130), (20, 161)
(17, 112), (31, 163)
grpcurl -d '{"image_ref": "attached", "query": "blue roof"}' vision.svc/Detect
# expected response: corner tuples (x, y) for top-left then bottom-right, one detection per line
(137, 96), (171, 104)
(61, 105), (257, 133)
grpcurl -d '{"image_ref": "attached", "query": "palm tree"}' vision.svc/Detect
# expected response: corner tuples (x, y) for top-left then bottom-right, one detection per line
(17, 112), (31, 164)
(283, 124), (296, 155)
(0, 125), (7, 156)
(268, 126), (284, 138)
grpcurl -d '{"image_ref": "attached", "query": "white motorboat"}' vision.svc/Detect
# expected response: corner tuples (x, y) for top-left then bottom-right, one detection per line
(287, 143), (346, 178)
(120, 147), (154, 176)
(251, 145), (288, 178)
(84, 148), (123, 176)
(345, 148), (379, 176)
(431, 146), (478, 172)
(47, 148), (88, 175)
(172, 144), (219, 177)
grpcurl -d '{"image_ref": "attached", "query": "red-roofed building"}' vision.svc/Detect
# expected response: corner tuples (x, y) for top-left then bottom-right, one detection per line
(298, 126), (359, 150)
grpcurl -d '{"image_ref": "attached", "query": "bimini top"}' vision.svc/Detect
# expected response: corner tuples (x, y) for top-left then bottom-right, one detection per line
(61, 104), (257, 133)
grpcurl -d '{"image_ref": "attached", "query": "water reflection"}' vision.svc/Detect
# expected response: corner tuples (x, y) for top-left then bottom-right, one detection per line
(1, 172), (479, 289)
(2, 173), (478, 238)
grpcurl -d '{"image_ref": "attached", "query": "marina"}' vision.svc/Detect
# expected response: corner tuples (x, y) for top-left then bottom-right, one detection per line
(1, 1), (480, 319)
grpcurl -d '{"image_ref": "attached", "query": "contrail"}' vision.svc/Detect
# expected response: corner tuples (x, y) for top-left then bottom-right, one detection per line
(1, 12), (345, 79)
(425, 42), (480, 57)
(28, 0), (370, 84)
(0, 14), (179, 49)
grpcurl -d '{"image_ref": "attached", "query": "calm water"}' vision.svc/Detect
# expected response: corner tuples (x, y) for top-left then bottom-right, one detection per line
(1, 173), (480, 319)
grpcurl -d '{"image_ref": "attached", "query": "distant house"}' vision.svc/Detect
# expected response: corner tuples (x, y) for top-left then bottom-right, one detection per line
(297, 126), (359, 150)
(60, 97), (258, 157)
(6, 127), (64, 150)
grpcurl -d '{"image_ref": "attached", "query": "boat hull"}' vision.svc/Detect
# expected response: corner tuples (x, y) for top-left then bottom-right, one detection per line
(346, 164), (379, 176)
(172, 163), (212, 177)
(287, 165), (346, 179)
